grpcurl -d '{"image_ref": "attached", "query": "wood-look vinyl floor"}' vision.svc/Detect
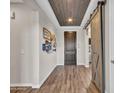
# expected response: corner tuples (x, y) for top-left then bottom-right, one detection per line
(10, 65), (99, 93)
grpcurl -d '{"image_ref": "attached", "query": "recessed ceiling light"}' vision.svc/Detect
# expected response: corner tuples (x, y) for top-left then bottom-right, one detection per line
(68, 18), (73, 22)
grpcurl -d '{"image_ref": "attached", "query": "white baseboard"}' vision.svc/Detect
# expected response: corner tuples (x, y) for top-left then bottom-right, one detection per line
(39, 65), (56, 88)
(32, 65), (57, 88)
(77, 63), (85, 66)
(77, 62), (89, 67)
(32, 84), (40, 88)
(10, 83), (32, 87)
(57, 63), (89, 66)
(10, 65), (57, 89)
(84, 64), (89, 68)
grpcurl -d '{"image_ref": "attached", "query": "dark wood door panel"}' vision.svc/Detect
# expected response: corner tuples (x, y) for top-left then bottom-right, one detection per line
(64, 32), (76, 65)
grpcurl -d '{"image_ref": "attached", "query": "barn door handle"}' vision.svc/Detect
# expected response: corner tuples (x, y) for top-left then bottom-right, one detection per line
(111, 60), (114, 64)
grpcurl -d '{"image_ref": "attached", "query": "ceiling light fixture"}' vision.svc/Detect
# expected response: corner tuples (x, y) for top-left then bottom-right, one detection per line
(68, 18), (73, 22)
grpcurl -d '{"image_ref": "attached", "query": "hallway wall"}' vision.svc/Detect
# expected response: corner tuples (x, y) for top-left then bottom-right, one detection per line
(10, 3), (34, 86)
(56, 27), (86, 66)
(10, 0), (58, 88)
(38, 9), (57, 88)
(84, 24), (92, 67)
(11, 0), (114, 92)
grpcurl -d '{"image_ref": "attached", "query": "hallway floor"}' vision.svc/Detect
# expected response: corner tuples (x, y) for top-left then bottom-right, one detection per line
(10, 65), (99, 93)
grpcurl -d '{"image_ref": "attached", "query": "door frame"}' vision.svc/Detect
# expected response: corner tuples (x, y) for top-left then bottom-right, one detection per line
(64, 31), (77, 65)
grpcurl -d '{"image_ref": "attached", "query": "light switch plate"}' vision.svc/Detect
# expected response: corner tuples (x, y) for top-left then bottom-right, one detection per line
(20, 49), (24, 55)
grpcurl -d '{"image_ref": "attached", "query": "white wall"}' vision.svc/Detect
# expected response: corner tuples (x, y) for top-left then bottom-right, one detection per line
(84, 24), (91, 67)
(56, 27), (86, 66)
(10, 0), (58, 88)
(11, 0), (114, 92)
(77, 29), (86, 65)
(31, 11), (40, 88)
(10, 4), (34, 86)
(38, 8), (57, 87)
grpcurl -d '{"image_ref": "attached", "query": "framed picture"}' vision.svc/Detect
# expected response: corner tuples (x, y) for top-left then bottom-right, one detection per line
(42, 27), (56, 53)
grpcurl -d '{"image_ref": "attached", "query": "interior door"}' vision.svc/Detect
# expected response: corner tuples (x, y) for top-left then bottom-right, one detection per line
(91, 4), (103, 93)
(64, 32), (76, 65)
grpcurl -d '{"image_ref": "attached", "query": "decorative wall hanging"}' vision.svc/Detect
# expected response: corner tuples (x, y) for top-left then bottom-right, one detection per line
(42, 27), (56, 53)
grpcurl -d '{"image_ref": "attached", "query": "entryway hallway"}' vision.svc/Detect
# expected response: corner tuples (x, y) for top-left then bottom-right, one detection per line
(11, 66), (99, 93)
(10, 0), (114, 93)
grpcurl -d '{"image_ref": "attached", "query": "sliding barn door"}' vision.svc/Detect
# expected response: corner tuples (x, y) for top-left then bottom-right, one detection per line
(91, 3), (104, 93)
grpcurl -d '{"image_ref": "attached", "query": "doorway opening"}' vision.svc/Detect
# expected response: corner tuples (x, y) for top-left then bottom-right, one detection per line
(64, 31), (77, 65)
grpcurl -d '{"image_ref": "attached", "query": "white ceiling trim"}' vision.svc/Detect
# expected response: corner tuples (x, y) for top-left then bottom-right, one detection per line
(10, 0), (24, 3)
(60, 26), (82, 31)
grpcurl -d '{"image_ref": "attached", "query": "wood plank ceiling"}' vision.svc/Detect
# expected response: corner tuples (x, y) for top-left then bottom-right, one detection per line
(48, 0), (90, 26)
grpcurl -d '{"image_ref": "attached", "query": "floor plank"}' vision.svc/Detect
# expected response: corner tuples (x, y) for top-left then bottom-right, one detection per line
(10, 65), (99, 93)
